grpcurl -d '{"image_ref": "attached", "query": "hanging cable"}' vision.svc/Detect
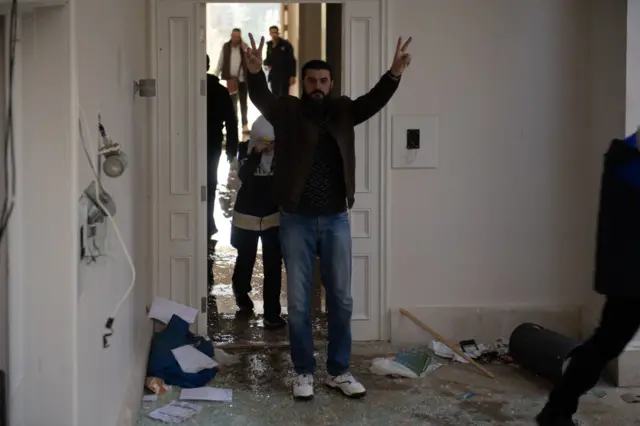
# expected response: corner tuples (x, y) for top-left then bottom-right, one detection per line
(0, 0), (19, 243)
(78, 107), (136, 348)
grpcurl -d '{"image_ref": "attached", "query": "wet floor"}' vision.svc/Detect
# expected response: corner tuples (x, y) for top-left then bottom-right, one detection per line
(207, 139), (327, 346)
(137, 342), (640, 426)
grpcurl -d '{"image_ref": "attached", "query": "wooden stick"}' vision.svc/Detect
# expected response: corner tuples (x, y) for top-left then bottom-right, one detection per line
(399, 308), (495, 379)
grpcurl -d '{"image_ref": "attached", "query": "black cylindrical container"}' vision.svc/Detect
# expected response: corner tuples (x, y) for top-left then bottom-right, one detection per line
(509, 323), (581, 383)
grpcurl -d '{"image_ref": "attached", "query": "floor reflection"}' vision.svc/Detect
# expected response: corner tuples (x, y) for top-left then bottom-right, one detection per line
(207, 132), (326, 345)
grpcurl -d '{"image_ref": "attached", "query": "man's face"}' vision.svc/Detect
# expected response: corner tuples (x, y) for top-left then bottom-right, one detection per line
(231, 31), (241, 45)
(269, 28), (279, 42)
(303, 69), (333, 99)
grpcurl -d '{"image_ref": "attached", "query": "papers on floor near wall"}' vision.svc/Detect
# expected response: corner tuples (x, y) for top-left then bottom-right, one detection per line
(179, 387), (233, 402)
(430, 341), (469, 363)
(148, 401), (202, 423)
(148, 297), (198, 324)
(142, 394), (158, 402)
(172, 345), (218, 374)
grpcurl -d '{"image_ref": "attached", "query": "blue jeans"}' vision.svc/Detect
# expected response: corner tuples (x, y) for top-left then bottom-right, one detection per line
(279, 210), (353, 376)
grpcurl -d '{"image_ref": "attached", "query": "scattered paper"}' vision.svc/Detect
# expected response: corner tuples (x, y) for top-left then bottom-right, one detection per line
(430, 341), (469, 363)
(172, 345), (218, 374)
(213, 347), (240, 366)
(180, 387), (233, 402)
(148, 401), (201, 423)
(148, 297), (198, 324)
(142, 394), (158, 402)
(621, 393), (640, 403)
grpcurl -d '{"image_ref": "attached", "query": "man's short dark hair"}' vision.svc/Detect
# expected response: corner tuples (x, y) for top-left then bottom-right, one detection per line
(232, 28), (241, 33)
(302, 60), (333, 79)
(269, 25), (279, 32)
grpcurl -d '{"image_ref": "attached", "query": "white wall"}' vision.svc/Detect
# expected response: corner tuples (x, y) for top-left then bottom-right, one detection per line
(74, 0), (152, 424)
(580, 0), (628, 335)
(11, 5), (78, 425)
(387, 0), (627, 339)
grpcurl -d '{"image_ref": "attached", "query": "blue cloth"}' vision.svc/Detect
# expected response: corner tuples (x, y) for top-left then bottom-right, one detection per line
(279, 210), (352, 376)
(615, 131), (640, 191)
(147, 315), (217, 388)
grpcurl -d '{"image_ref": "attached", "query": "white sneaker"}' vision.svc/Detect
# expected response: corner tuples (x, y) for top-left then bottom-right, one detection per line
(327, 373), (366, 398)
(292, 374), (314, 400)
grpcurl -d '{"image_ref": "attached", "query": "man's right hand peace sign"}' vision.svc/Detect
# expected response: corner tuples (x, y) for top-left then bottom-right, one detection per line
(244, 33), (264, 74)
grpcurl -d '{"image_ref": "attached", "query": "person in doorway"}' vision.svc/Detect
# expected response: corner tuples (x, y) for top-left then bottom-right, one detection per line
(214, 28), (250, 134)
(243, 33), (412, 400)
(535, 129), (640, 426)
(264, 25), (297, 97)
(207, 54), (238, 283)
(230, 115), (285, 330)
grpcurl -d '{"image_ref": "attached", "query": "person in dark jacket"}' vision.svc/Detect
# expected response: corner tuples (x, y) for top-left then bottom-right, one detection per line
(207, 54), (238, 285)
(243, 33), (412, 400)
(264, 25), (297, 97)
(536, 129), (640, 426)
(214, 29), (250, 134)
(230, 115), (285, 330)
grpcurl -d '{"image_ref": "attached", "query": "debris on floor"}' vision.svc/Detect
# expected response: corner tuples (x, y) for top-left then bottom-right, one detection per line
(429, 338), (511, 365)
(147, 314), (217, 388)
(621, 392), (640, 403)
(145, 377), (169, 395)
(148, 401), (202, 423)
(459, 391), (476, 400)
(179, 387), (233, 402)
(213, 347), (240, 366)
(137, 342), (640, 426)
(371, 346), (442, 378)
(588, 389), (607, 399)
(172, 344), (218, 374)
(148, 296), (198, 325)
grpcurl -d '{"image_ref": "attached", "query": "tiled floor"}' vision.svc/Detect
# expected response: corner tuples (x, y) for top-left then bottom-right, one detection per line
(137, 342), (640, 426)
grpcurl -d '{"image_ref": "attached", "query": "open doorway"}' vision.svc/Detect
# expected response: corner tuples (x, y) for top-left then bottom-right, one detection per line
(155, 0), (384, 342)
(205, 2), (344, 344)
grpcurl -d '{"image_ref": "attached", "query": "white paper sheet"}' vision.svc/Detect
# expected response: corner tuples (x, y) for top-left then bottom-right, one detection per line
(172, 344), (218, 373)
(179, 387), (233, 402)
(142, 394), (158, 402)
(148, 297), (198, 324)
(148, 401), (201, 423)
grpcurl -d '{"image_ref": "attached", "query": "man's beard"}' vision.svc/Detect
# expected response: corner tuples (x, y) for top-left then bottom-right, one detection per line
(302, 90), (329, 112)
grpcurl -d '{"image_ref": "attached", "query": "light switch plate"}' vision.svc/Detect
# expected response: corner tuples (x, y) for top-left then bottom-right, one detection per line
(391, 115), (439, 169)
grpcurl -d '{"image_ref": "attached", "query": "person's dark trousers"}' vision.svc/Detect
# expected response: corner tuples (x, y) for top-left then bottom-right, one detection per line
(538, 296), (640, 422)
(270, 77), (290, 97)
(231, 226), (283, 318)
(231, 82), (249, 127)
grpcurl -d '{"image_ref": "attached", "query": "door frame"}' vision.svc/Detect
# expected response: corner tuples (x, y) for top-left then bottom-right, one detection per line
(149, 0), (392, 340)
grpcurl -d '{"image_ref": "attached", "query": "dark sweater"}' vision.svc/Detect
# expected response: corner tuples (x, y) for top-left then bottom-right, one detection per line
(294, 114), (347, 215)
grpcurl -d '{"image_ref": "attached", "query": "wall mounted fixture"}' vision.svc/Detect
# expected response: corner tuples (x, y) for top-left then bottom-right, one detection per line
(133, 78), (157, 98)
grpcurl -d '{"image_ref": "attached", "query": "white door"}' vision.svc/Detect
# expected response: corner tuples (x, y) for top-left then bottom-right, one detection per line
(343, 1), (382, 341)
(157, 0), (208, 333)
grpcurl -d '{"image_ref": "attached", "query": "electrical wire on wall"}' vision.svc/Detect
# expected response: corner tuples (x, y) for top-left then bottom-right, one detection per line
(78, 107), (136, 348)
(0, 0), (19, 243)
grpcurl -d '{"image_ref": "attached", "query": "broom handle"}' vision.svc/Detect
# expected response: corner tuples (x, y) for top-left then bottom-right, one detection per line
(399, 308), (495, 379)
